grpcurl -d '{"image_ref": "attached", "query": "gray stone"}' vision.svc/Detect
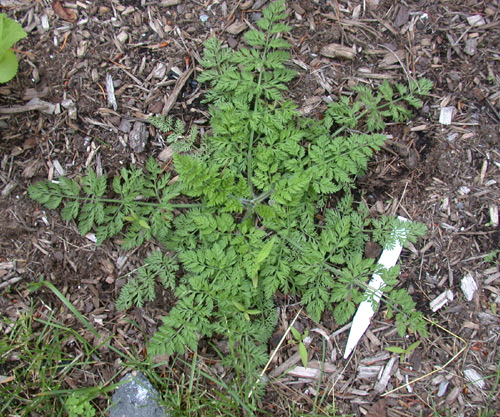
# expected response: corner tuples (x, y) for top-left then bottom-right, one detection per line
(110, 371), (168, 417)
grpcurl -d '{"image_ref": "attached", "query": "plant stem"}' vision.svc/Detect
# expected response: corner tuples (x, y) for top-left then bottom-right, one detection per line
(55, 193), (201, 209)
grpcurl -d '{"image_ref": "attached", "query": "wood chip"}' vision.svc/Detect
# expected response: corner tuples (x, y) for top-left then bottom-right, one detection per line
(439, 106), (455, 125)
(437, 380), (450, 397)
(129, 121), (149, 153)
(158, 146), (174, 163)
(162, 67), (194, 116)
(430, 290), (454, 312)
(226, 21), (247, 35)
(378, 49), (405, 68)
(320, 43), (356, 60)
(160, 0), (181, 6)
(460, 273), (478, 302)
(106, 74), (117, 111)
(287, 366), (321, 379)
(0, 98), (59, 115)
(269, 351), (301, 378)
(464, 38), (478, 56)
(365, 398), (386, 417)
(357, 365), (383, 379)
(374, 356), (398, 392)
(307, 360), (338, 374)
(467, 15), (486, 27)
(490, 205), (499, 227)
(463, 368), (486, 390)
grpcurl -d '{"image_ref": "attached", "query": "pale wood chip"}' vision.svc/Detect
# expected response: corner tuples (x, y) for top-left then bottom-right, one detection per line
(378, 49), (406, 68)
(226, 21), (247, 35)
(158, 146), (174, 163)
(160, 0), (181, 6)
(374, 356), (398, 392)
(358, 365), (383, 379)
(320, 43), (356, 60)
(430, 290), (454, 312)
(287, 366), (321, 379)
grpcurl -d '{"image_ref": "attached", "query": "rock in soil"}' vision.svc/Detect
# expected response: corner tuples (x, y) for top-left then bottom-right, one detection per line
(110, 371), (169, 417)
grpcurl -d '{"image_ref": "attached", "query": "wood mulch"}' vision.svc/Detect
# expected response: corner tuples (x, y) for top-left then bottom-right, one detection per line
(1, 1), (499, 416)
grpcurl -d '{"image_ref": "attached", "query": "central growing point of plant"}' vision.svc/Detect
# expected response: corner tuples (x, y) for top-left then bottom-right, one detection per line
(29, 0), (431, 388)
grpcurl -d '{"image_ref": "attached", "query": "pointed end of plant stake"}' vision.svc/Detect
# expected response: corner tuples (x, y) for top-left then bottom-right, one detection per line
(343, 217), (409, 359)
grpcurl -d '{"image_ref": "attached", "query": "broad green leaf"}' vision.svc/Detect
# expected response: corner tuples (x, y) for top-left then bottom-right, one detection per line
(299, 342), (308, 368)
(0, 49), (18, 83)
(0, 14), (27, 58)
(252, 274), (258, 289)
(138, 219), (150, 229)
(256, 236), (276, 264)
(407, 341), (421, 352)
(384, 346), (406, 354)
(233, 301), (246, 312)
(290, 326), (301, 341)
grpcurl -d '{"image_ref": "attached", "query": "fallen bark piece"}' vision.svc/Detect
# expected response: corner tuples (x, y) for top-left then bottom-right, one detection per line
(379, 49), (405, 68)
(320, 43), (356, 60)
(464, 38), (478, 56)
(269, 351), (301, 378)
(158, 146), (174, 163)
(162, 67), (194, 116)
(53, 0), (77, 22)
(365, 398), (386, 417)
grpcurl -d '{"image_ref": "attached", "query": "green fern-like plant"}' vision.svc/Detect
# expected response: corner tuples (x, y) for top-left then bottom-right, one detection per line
(29, 0), (431, 389)
(149, 115), (198, 152)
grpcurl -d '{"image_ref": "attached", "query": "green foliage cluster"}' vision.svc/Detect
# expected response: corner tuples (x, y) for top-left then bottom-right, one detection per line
(29, 0), (430, 382)
(149, 114), (199, 152)
(64, 393), (96, 417)
(0, 13), (27, 83)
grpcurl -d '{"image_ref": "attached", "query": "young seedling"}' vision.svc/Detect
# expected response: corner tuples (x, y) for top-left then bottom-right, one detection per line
(385, 340), (421, 362)
(290, 326), (310, 368)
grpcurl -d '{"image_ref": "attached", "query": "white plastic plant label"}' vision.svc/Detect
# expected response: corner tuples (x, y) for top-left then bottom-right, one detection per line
(343, 217), (408, 359)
